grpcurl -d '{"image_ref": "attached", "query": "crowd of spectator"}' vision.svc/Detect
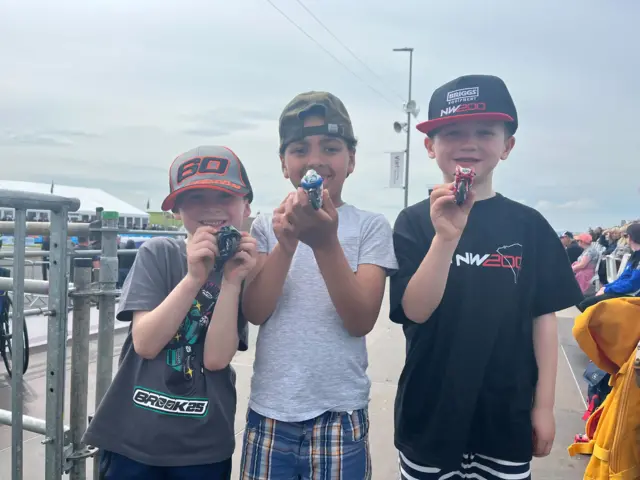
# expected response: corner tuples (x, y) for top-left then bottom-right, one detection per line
(560, 221), (640, 308)
(561, 221), (640, 435)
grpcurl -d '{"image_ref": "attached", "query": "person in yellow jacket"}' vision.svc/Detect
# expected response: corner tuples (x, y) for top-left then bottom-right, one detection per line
(568, 296), (640, 479)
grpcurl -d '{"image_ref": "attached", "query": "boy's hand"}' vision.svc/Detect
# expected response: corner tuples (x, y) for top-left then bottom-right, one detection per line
(430, 183), (476, 242)
(186, 226), (219, 285)
(223, 233), (258, 286)
(287, 188), (338, 250)
(531, 406), (555, 457)
(273, 193), (300, 255)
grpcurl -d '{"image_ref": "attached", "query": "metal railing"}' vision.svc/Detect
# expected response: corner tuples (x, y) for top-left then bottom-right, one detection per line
(68, 258), (96, 478)
(0, 221), (186, 237)
(0, 249), (140, 259)
(0, 188), (79, 480)
(0, 188), (188, 480)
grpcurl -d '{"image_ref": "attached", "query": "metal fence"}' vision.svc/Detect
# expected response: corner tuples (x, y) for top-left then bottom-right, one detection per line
(0, 188), (185, 480)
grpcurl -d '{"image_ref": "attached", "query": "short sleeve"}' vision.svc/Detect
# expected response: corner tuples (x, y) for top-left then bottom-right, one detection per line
(358, 213), (398, 274)
(250, 213), (270, 254)
(389, 207), (431, 324)
(116, 238), (170, 322)
(532, 213), (585, 317)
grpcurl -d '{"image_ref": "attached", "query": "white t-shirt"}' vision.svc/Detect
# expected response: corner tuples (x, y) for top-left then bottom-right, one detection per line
(248, 203), (398, 422)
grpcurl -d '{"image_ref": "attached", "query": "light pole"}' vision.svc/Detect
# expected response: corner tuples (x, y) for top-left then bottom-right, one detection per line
(393, 47), (417, 209)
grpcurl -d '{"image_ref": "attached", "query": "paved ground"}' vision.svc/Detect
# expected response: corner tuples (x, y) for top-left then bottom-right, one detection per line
(0, 285), (591, 479)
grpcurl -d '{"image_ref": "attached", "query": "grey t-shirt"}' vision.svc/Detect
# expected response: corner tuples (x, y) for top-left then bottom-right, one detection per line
(248, 203), (398, 422)
(82, 236), (248, 467)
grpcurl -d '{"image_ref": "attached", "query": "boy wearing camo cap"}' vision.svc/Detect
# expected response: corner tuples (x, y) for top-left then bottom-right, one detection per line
(239, 92), (398, 479)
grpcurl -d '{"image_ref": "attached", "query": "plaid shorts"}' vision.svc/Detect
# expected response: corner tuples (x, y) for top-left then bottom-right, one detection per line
(239, 408), (371, 480)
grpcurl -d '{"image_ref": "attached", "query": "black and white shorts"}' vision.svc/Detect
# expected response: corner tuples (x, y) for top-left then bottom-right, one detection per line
(399, 451), (531, 480)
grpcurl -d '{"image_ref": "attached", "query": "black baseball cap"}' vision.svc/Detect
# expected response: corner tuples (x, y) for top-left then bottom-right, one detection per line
(161, 145), (253, 212)
(279, 91), (356, 153)
(416, 74), (518, 137)
(560, 231), (574, 239)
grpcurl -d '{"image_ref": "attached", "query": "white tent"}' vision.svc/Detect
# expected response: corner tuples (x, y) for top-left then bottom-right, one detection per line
(0, 180), (149, 227)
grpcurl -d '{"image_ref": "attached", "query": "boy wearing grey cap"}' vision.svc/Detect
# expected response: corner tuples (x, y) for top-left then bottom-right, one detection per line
(83, 146), (257, 479)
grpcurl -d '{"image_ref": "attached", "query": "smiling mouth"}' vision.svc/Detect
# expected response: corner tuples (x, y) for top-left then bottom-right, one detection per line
(454, 158), (481, 167)
(199, 220), (227, 227)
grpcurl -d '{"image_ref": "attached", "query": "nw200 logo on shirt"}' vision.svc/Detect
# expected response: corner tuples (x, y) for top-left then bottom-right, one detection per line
(133, 387), (209, 417)
(454, 244), (523, 284)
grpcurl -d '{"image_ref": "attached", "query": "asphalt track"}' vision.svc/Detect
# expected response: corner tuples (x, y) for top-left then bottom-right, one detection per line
(0, 284), (590, 479)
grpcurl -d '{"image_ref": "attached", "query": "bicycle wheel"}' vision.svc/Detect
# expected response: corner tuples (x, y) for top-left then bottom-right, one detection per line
(1, 296), (30, 378)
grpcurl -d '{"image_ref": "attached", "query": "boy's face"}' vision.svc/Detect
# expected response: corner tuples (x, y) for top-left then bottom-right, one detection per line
(174, 189), (250, 235)
(425, 120), (515, 183)
(280, 115), (355, 200)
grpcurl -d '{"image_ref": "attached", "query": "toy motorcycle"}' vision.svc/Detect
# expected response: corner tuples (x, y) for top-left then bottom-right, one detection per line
(454, 165), (476, 206)
(300, 169), (324, 210)
(215, 225), (242, 270)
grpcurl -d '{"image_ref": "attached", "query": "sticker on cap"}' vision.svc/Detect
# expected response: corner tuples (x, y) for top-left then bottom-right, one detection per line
(446, 87), (479, 104)
(440, 102), (486, 118)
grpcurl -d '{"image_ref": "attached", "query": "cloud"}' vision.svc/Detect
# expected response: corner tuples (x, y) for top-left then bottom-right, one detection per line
(0, 131), (73, 147)
(0, 0), (638, 231)
(534, 199), (597, 212)
(0, 127), (102, 147)
(45, 129), (101, 138)
(180, 108), (273, 137)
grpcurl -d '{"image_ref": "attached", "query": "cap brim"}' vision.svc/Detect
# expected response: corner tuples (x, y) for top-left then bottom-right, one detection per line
(161, 184), (246, 212)
(416, 113), (515, 135)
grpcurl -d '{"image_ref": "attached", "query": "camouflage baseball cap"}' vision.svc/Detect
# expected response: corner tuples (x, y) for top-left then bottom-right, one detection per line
(161, 145), (253, 212)
(279, 91), (355, 152)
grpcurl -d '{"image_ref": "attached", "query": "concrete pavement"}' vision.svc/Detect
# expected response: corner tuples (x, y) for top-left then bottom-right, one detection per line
(0, 290), (590, 479)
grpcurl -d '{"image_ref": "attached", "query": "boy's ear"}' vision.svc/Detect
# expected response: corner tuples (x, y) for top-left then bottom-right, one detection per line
(173, 210), (181, 220)
(280, 155), (290, 179)
(243, 199), (251, 219)
(501, 136), (516, 160)
(346, 150), (355, 177)
(424, 137), (436, 159)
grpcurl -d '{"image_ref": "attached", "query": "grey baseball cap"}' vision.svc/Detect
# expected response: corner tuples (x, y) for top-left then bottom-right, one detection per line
(161, 145), (253, 212)
(279, 91), (356, 152)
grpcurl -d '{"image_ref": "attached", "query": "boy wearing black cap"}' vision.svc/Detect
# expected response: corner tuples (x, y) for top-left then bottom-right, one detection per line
(239, 92), (398, 479)
(83, 146), (257, 479)
(389, 75), (583, 479)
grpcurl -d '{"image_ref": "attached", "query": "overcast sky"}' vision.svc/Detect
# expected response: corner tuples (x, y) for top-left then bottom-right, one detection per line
(1, 0), (637, 231)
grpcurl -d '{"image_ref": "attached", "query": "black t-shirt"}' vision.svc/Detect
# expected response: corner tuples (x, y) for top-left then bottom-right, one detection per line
(389, 194), (584, 469)
(566, 241), (583, 264)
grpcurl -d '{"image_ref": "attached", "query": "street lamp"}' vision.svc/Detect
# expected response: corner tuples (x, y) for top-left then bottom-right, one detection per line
(393, 47), (419, 209)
